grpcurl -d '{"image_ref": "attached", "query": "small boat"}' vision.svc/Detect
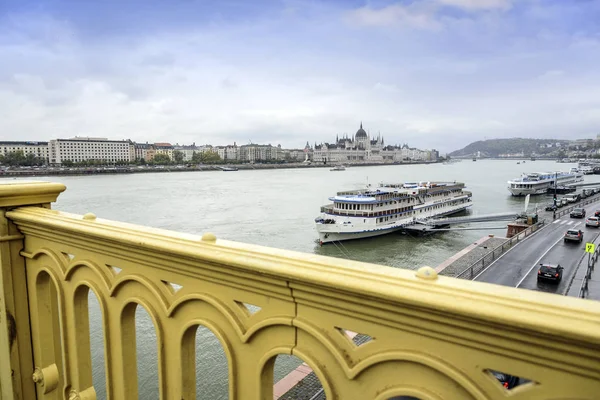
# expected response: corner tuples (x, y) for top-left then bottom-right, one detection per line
(517, 162), (520, 164)
(221, 167), (239, 171)
(472, 158), (477, 161)
(330, 165), (346, 171)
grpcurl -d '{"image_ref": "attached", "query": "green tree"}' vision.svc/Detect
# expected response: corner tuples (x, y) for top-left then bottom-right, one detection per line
(62, 160), (74, 167)
(173, 150), (184, 164)
(153, 153), (171, 165)
(192, 150), (221, 164)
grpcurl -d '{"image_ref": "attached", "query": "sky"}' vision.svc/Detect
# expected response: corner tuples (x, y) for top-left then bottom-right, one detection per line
(0, 0), (599, 153)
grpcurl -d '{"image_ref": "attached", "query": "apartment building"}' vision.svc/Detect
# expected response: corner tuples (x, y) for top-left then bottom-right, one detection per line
(239, 144), (282, 162)
(154, 143), (174, 160)
(0, 141), (49, 161)
(49, 137), (134, 165)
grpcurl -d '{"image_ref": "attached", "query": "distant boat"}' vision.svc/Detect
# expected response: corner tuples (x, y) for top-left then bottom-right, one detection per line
(330, 165), (346, 171)
(531, 157), (536, 161)
(517, 162), (521, 164)
(221, 167), (239, 171)
(472, 158), (477, 161)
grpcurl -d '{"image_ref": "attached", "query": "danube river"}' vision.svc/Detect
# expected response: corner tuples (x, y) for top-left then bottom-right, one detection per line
(17, 159), (585, 398)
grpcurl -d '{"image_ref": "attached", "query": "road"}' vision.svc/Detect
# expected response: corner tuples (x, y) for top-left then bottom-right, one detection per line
(475, 201), (600, 295)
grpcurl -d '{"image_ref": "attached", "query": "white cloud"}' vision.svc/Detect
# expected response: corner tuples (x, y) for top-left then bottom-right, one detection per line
(345, 3), (441, 30)
(438, 0), (513, 11)
(537, 69), (564, 80)
(373, 82), (399, 93)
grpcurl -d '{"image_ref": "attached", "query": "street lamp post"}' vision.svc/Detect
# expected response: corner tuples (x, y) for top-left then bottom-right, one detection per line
(553, 172), (557, 220)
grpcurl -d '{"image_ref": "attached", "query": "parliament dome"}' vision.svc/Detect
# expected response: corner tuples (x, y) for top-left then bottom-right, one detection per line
(355, 122), (367, 140)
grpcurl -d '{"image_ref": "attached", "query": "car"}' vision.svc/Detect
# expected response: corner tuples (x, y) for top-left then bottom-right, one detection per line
(570, 208), (586, 218)
(565, 229), (584, 243)
(586, 217), (600, 227)
(595, 210), (600, 218)
(537, 263), (563, 283)
(564, 194), (580, 203)
(489, 371), (521, 389)
(545, 204), (557, 211)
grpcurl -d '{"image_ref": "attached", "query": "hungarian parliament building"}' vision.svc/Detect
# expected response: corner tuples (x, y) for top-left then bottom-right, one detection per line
(310, 123), (438, 163)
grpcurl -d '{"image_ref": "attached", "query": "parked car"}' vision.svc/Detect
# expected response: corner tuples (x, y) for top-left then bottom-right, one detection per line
(489, 371), (521, 389)
(564, 194), (580, 203)
(537, 264), (564, 283)
(564, 229), (584, 243)
(595, 210), (600, 218)
(545, 204), (557, 211)
(570, 208), (586, 218)
(587, 217), (600, 227)
(561, 198), (569, 206)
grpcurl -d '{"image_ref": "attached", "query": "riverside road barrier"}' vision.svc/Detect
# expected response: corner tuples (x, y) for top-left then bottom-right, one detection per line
(455, 220), (546, 280)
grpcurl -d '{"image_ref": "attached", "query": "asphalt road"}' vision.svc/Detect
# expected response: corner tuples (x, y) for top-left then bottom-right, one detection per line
(475, 201), (600, 295)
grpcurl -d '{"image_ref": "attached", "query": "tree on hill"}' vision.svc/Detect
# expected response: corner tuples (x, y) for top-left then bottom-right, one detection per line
(449, 138), (569, 157)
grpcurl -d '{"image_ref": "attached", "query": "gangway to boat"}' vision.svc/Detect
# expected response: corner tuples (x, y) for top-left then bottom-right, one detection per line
(418, 211), (521, 227)
(565, 182), (600, 188)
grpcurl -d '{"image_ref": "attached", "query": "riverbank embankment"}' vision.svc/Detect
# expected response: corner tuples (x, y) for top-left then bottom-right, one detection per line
(0, 160), (439, 178)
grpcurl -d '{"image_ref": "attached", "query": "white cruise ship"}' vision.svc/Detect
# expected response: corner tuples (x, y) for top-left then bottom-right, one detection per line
(315, 181), (472, 244)
(507, 171), (583, 196)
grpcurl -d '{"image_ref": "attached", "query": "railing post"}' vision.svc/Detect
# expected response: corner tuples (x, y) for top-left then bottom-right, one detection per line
(0, 181), (66, 400)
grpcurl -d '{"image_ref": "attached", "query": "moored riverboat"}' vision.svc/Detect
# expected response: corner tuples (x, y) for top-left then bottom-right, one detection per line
(315, 181), (473, 244)
(507, 171), (583, 196)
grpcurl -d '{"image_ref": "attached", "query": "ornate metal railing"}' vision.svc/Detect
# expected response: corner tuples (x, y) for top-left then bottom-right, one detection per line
(1, 182), (599, 400)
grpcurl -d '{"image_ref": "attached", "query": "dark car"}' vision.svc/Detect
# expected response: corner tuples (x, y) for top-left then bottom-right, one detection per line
(564, 229), (584, 243)
(570, 208), (586, 218)
(545, 204), (557, 211)
(537, 263), (563, 282)
(595, 210), (600, 218)
(490, 371), (520, 389)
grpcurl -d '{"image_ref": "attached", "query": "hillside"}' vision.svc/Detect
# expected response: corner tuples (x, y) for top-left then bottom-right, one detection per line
(449, 138), (570, 158)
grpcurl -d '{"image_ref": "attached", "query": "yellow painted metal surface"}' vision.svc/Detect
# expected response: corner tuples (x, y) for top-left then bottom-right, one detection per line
(0, 181), (599, 400)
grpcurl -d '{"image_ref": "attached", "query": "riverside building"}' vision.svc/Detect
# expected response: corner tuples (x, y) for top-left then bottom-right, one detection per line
(0, 141), (49, 162)
(48, 137), (134, 165)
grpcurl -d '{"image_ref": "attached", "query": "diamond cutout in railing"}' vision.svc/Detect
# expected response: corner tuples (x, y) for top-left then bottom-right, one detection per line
(106, 264), (122, 275)
(335, 327), (374, 347)
(161, 280), (183, 293)
(485, 369), (534, 391)
(234, 301), (262, 316)
(62, 252), (75, 261)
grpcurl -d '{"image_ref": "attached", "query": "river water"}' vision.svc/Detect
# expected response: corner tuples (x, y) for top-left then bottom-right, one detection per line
(20, 159), (581, 398)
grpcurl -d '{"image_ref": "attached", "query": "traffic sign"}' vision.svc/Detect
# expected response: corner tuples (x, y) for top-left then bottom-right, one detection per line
(586, 243), (595, 253)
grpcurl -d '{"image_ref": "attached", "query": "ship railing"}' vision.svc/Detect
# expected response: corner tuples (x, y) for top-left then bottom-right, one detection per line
(1, 182), (599, 400)
(454, 219), (547, 280)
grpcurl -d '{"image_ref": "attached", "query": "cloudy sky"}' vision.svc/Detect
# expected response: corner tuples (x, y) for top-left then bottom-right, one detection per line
(1, 0), (599, 153)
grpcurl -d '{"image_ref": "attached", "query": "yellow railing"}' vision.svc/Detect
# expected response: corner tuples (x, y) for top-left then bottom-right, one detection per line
(1, 181), (600, 400)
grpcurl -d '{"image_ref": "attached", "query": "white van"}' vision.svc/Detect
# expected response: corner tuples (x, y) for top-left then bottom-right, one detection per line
(563, 194), (580, 203)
